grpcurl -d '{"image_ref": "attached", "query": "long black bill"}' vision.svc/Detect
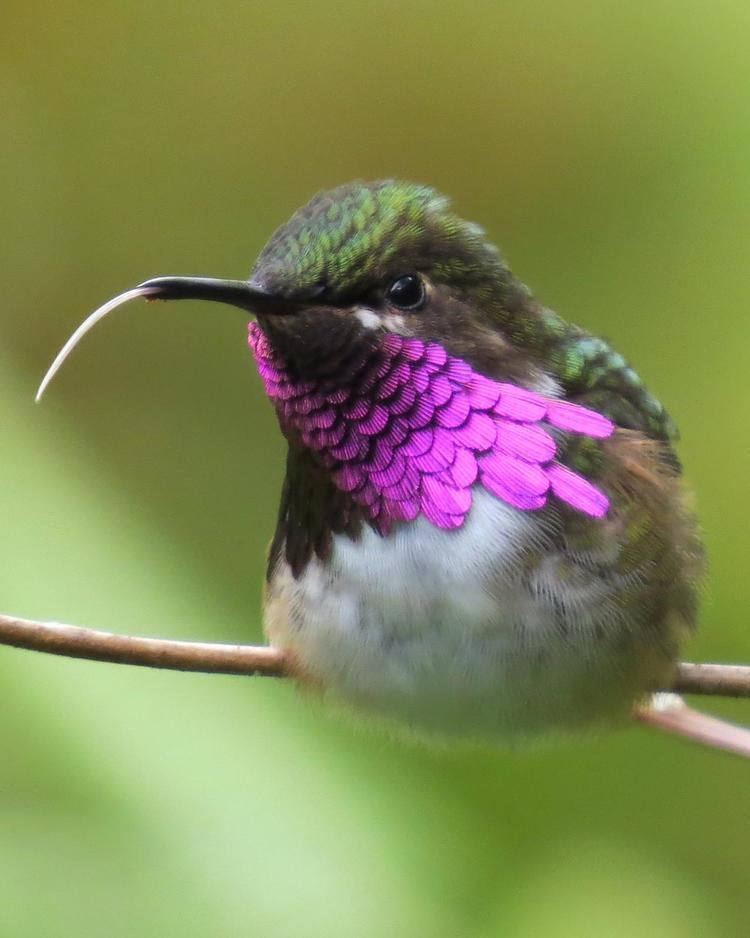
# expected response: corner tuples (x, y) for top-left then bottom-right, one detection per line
(36, 275), (294, 401)
(136, 276), (296, 315)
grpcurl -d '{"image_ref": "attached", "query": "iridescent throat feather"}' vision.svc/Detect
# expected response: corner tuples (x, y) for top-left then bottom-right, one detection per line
(249, 324), (614, 535)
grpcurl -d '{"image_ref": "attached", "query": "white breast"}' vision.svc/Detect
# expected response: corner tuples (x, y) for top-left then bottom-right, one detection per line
(264, 489), (651, 740)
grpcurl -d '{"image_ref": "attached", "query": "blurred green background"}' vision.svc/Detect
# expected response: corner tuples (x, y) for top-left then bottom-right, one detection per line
(3, 1), (750, 935)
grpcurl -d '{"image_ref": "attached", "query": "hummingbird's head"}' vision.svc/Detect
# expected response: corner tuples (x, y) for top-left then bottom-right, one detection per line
(36, 179), (618, 529)
(36, 180), (553, 400)
(246, 180), (536, 381)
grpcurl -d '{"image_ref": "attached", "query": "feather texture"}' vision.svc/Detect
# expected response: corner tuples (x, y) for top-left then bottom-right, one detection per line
(250, 325), (614, 532)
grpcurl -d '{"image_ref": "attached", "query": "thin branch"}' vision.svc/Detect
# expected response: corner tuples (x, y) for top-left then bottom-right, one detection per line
(0, 612), (287, 677)
(672, 663), (750, 698)
(636, 697), (750, 757)
(1, 611), (749, 698)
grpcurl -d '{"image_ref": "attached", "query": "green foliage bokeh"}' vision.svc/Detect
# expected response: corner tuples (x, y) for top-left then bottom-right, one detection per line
(3, 2), (750, 935)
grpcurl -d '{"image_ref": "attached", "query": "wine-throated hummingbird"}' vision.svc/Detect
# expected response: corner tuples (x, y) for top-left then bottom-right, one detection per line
(40, 180), (741, 751)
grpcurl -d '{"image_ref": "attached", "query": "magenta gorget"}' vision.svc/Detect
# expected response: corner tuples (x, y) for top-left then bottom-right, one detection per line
(250, 324), (614, 533)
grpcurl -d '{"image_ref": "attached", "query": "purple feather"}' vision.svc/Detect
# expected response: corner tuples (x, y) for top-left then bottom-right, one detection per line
(496, 421), (556, 463)
(547, 463), (610, 518)
(464, 374), (501, 410)
(451, 412), (497, 450)
(249, 325), (614, 529)
(546, 399), (614, 438)
(494, 385), (547, 422)
(435, 392), (471, 429)
(479, 451), (550, 498)
(357, 403), (390, 435)
(403, 427), (435, 458)
(385, 496), (421, 522)
(447, 448), (479, 488)
(388, 382), (419, 415)
(427, 372), (453, 407)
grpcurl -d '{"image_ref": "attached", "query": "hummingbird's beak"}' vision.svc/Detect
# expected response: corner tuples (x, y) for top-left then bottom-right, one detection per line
(35, 275), (295, 402)
(136, 276), (297, 316)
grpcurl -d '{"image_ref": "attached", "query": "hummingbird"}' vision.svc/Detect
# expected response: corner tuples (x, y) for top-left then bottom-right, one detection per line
(40, 179), (734, 750)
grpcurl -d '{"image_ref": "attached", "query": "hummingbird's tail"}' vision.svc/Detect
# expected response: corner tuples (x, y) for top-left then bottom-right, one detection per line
(637, 693), (750, 758)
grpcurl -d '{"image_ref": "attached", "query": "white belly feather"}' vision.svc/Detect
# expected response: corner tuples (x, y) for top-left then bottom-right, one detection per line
(264, 489), (656, 739)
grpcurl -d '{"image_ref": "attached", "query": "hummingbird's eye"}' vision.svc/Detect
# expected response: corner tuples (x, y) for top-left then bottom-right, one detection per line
(386, 274), (426, 311)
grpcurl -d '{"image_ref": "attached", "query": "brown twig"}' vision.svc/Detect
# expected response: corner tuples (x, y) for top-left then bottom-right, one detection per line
(636, 696), (750, 757)
(0, 611), (749, 698)
(0, 612), (287, 677)
(671, 663), (750, 699)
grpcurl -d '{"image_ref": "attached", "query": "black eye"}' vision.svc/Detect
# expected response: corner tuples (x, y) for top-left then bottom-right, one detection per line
(386, 274), (425, 311)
